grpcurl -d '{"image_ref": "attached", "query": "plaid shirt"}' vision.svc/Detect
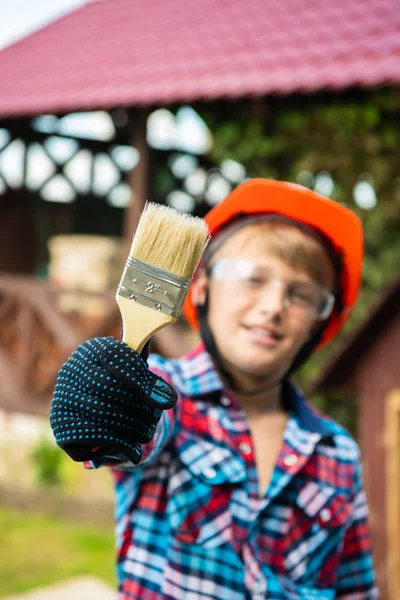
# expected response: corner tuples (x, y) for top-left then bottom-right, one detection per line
(87, 343), (378, 599)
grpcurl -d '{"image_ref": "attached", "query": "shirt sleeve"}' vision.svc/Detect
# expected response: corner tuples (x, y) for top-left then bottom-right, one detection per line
(84, 360), (177, 471)
(336, 460), (380, 599)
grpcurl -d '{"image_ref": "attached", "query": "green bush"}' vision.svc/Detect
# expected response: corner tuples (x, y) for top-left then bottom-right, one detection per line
(31, 437), (64, 488)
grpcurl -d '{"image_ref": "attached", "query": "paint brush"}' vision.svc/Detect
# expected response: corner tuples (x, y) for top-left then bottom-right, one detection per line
(116, 202), (209, 353)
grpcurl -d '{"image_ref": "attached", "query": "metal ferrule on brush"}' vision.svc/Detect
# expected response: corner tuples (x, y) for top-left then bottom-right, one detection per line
(117, 257), (191, 319)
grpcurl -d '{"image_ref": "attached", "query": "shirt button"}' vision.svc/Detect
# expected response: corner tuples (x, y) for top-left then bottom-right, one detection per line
(202, 467), (217, 479)
(221, 396), (231, 407)
(239, 441), (252, 456)
(251, 580), (266, 594)
(283, 453), (298, 467)
(320, 508), (331, 523)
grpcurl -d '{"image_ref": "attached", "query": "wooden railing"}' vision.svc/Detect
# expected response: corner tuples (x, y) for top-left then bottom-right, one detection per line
(0, 274), (122, 416)
(0, 274), (197, 416)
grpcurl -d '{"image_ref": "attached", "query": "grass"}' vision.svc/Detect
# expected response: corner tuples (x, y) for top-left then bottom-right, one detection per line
(0, 505), (116, 597)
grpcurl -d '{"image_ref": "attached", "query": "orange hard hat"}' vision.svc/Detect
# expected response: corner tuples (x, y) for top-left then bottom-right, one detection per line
(184, 178), (363, 348)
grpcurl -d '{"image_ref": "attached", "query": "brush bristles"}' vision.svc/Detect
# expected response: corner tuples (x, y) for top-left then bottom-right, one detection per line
(130, 202), (210, 278)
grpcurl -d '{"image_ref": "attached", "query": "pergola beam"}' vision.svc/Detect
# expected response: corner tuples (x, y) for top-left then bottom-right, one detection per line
(124, 108), (150, 243)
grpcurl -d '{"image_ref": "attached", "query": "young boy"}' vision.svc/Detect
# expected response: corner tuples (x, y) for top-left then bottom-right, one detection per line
(51, 179), (378, 599)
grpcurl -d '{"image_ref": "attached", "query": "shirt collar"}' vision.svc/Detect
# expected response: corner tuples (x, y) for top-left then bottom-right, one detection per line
(284, 380), (334, 438)
(176, 342), (334, 439)
(174, 342), (224, 397)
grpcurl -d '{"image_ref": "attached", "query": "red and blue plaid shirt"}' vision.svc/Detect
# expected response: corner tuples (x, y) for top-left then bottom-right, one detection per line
(87, 343), (378, 599)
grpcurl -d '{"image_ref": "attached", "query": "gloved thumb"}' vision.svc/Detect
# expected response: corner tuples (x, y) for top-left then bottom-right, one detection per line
(147, 373), (178, 409)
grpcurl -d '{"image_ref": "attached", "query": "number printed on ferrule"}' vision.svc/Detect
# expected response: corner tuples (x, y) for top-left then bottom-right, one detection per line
(146, 282), (161, 294)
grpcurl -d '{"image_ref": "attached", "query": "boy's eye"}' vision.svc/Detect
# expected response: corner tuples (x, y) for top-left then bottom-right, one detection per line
(240, 268), (270, 287)
(287, 284), (317, 306)
(244, 275), (264, 285)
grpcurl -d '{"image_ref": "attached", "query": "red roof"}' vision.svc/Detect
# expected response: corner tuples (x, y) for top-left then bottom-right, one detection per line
(0, 0), (399, 118)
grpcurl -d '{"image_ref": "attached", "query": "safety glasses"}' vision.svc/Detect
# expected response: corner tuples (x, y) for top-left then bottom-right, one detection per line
(209, 259), (335, 321)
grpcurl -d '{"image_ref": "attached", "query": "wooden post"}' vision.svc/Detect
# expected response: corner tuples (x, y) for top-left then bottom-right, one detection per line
(0, 189), (36, 273)
(385, 389), (400, 599)
(124, 108), (151, 244)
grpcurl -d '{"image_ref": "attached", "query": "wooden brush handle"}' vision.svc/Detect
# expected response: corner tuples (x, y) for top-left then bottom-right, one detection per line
(116, 295), (176, 354)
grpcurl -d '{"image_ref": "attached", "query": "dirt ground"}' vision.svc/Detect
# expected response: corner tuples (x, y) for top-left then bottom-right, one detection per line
(2, 577), (116, 600)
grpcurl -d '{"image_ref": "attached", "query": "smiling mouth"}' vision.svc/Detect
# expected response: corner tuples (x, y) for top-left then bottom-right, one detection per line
(243, 325), (283, 346)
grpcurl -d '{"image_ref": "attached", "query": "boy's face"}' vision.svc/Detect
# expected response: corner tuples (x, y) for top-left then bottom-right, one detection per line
(193, 226), (333, 388)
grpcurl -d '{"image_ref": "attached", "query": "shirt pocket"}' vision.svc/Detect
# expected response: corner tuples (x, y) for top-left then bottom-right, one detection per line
(284, 480), (353, 586)
(167, 430), (246, 549)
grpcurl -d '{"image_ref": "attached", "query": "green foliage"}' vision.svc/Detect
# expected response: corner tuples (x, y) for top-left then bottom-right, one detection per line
(311, 391), (358, 438)
(198, 88), (400, 433)
(31, 437), (65, 488)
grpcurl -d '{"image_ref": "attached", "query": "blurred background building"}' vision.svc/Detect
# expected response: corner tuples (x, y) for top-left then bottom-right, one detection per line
(0, 0), (399, 597)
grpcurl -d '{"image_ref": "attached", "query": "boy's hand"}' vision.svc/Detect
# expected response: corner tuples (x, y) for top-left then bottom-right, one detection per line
(50, 336), (177, 464)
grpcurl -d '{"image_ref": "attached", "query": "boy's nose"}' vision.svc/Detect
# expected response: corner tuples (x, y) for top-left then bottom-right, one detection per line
(258, 280), (286, 315)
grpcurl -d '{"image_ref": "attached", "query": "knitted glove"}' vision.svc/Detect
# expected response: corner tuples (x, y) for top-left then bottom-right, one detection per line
(50, 336), (177, 464)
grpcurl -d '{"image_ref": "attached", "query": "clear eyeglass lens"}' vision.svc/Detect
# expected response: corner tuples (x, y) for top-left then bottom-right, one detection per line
(210, 259), (335, 320)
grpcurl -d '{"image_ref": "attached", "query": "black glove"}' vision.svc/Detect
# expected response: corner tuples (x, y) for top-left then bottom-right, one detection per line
(50, 336), (177, 464)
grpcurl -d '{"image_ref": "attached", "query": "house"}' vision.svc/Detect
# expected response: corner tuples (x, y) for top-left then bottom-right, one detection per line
(311, 274), (400, 599)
